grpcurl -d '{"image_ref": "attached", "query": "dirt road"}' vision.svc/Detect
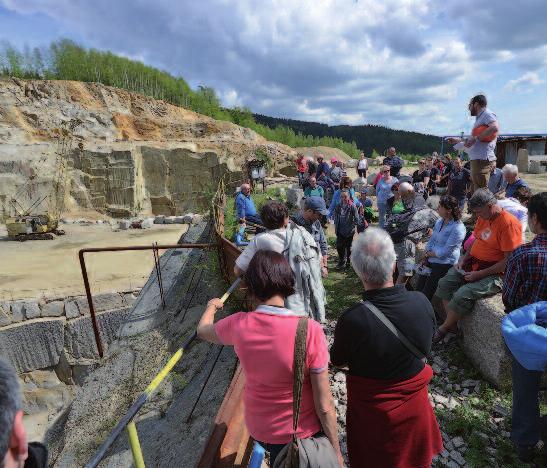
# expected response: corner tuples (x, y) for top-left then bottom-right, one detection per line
(0, 223), (187, 300)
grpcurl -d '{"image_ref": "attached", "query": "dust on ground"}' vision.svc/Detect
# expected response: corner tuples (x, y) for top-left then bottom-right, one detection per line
(0, 223), (188, 300)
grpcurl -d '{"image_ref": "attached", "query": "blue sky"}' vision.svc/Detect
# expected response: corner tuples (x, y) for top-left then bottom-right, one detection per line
(1, 0), (546, 136)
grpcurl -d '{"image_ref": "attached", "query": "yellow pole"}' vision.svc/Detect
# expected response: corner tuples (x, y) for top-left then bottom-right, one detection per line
(127, 421), (145, 468)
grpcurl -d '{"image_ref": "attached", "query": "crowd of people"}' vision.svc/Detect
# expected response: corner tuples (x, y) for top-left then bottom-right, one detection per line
(224, 94), (545, 466)
(2, 94), (545, 468)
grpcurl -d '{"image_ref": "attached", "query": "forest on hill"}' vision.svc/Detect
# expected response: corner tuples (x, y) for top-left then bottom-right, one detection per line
(254, 114), (441, 157)
(1, 39), (437, 158)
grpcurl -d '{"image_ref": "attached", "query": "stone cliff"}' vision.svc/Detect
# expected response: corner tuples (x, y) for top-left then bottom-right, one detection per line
(0, 78), (297, 218)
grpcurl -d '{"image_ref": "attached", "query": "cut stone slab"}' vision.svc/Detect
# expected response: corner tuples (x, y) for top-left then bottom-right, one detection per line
(286, 187), (304, 208)
(154, 215), (165, 224)
(65, 307), (130, 360)
(42, 301), (65, 318)
(0, 306), (11, 326)
(118, 220), (130, 230)
(64, 300), (80, 319)
(459, 295), (512, 389)
(73, 293), (124, 316)
(11, 301), (25, 322)
(0, 318), (66, 373)
(24, 301), (41, 319)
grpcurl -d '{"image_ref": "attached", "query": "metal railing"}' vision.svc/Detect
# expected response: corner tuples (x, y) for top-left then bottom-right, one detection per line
(78, 242), (215, 357)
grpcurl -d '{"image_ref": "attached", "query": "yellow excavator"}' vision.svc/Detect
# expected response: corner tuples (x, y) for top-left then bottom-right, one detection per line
(6, 120), (80, 241)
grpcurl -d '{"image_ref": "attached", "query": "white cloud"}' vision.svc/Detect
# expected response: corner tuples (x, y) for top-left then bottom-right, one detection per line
(1, 0), (546, 134)
(504, 72), (544, 92)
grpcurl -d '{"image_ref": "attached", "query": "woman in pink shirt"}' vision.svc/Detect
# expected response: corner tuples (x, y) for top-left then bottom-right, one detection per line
(197, 250), (343, 466)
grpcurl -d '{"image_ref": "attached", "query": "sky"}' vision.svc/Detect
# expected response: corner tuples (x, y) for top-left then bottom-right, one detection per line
(1, 0), (546, 136)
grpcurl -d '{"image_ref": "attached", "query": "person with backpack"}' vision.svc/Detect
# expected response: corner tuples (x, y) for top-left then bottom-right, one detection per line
(330, 228), (442, 468)
(385, 183), (439, 285)
(199, 250), (343, 467)
(234, 200), (327, 322)
(333, 190), (364, 269)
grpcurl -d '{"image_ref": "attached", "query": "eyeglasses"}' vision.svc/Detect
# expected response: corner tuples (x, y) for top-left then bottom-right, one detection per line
(383, 170), (390, 173)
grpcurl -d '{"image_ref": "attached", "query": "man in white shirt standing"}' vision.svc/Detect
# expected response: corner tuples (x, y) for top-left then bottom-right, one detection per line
(447, 95), (499, 194)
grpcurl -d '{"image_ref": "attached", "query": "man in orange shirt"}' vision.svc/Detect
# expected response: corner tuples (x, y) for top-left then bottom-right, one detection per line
(433, 189), (522, 344)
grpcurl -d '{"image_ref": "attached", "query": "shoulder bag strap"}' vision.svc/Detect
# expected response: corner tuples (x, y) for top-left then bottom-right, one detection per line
(292, 317), (308, 435)
(363, 301), (426, 362)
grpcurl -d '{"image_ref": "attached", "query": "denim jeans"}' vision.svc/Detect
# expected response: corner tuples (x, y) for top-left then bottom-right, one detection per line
(297, 172), (306, 187)
(377, 202), (388, 229)
(511, 355), (546, 449)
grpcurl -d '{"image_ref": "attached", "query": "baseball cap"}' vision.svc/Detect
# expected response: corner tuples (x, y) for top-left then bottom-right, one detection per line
(304, 196), (329, 215)
(331, 157), (338, 163)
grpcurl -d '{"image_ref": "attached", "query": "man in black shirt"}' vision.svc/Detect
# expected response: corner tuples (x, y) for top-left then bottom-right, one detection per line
(426, 157), (440, 195)
(331, 228), (436, 379)
(447, 156), (471, 210)
(330, 228), (440, 467)
(383, 146), (403, 178)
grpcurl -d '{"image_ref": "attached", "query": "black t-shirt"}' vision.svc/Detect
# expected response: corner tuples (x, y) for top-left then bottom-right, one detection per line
(448, 168), (471, 198)
(428, 167), (440, 193)
(330, 285), (436, 380)
(412, 169), (430, 183)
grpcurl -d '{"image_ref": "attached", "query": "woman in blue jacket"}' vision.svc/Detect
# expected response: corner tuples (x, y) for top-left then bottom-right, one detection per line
(415, 195), (466, 300)
(328, 176), (361, 219)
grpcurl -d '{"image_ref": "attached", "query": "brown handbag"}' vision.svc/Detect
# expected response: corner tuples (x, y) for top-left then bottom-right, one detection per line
(273, 318), (339, 468)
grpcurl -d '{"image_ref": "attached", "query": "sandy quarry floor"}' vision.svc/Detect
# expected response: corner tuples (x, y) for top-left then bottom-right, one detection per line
(0, 223), (188, 301)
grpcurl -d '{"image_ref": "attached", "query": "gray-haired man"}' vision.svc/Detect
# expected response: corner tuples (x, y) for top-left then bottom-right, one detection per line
(433, 189), (522, 343)
(1, 359), (47, 468)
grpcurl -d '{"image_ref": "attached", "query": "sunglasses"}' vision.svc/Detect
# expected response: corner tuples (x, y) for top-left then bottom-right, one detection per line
(383, 170), (390, 173)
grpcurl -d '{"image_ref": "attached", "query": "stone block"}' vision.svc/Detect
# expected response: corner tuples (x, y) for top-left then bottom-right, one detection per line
(164, 216), (177, 224)
(0, 318), (66, 373)
(182, 214), (194, 224)
(118, 220), (130, 230)
(11, 301), (25, 322)
(367, 172), (379, 184)
(459, 295), (512, 388)
(528, 160), (545, 174)
(122, 292), (138, 307)
(141, 218), (154, 229)
(516, 148), (528, 174)
(65, 307), (130, 360)
(191, 214), (203, 224)
(174, 216), (186, 224)
(154, 215), (165, 224)
(0, 313), (10, 327)
(64, 300), (80, 319)
(24, 301), (41, 319)
(42, 301), (64, 318)
(353, 177), (367, 193)
(73, 293), (123, 316)
(286, 187), (304, 208)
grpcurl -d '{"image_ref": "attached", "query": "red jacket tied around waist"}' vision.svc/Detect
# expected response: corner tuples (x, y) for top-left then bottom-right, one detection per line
(346, 364), (443, 468)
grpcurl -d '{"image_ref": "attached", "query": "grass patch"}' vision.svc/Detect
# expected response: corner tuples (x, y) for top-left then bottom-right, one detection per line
(323, 253), (363, 320)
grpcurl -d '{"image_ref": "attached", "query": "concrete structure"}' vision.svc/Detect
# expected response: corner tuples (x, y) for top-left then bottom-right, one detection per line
(494, 135), (547, 167)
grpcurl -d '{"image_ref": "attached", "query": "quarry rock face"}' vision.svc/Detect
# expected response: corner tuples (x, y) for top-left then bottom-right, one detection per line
(0, 79), (298, 220)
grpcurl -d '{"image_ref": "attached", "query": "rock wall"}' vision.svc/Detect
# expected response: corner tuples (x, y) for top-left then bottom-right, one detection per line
(0, 290), (138, 379)
(0, 79), (296, 220)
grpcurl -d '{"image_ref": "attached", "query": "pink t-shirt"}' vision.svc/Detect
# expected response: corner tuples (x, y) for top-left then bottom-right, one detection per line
(214, 305), (329, 444)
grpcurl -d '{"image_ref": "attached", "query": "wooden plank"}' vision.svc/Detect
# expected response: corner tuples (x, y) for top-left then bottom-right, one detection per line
(196, 365), (251, 468)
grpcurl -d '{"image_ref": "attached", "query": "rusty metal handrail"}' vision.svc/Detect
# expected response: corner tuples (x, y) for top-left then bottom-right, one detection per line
(79, 243), (215, 357)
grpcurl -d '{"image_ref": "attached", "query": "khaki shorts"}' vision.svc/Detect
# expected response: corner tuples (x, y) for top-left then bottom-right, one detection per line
(435, 266), (502, 315)
(394, 240), (416, 277)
